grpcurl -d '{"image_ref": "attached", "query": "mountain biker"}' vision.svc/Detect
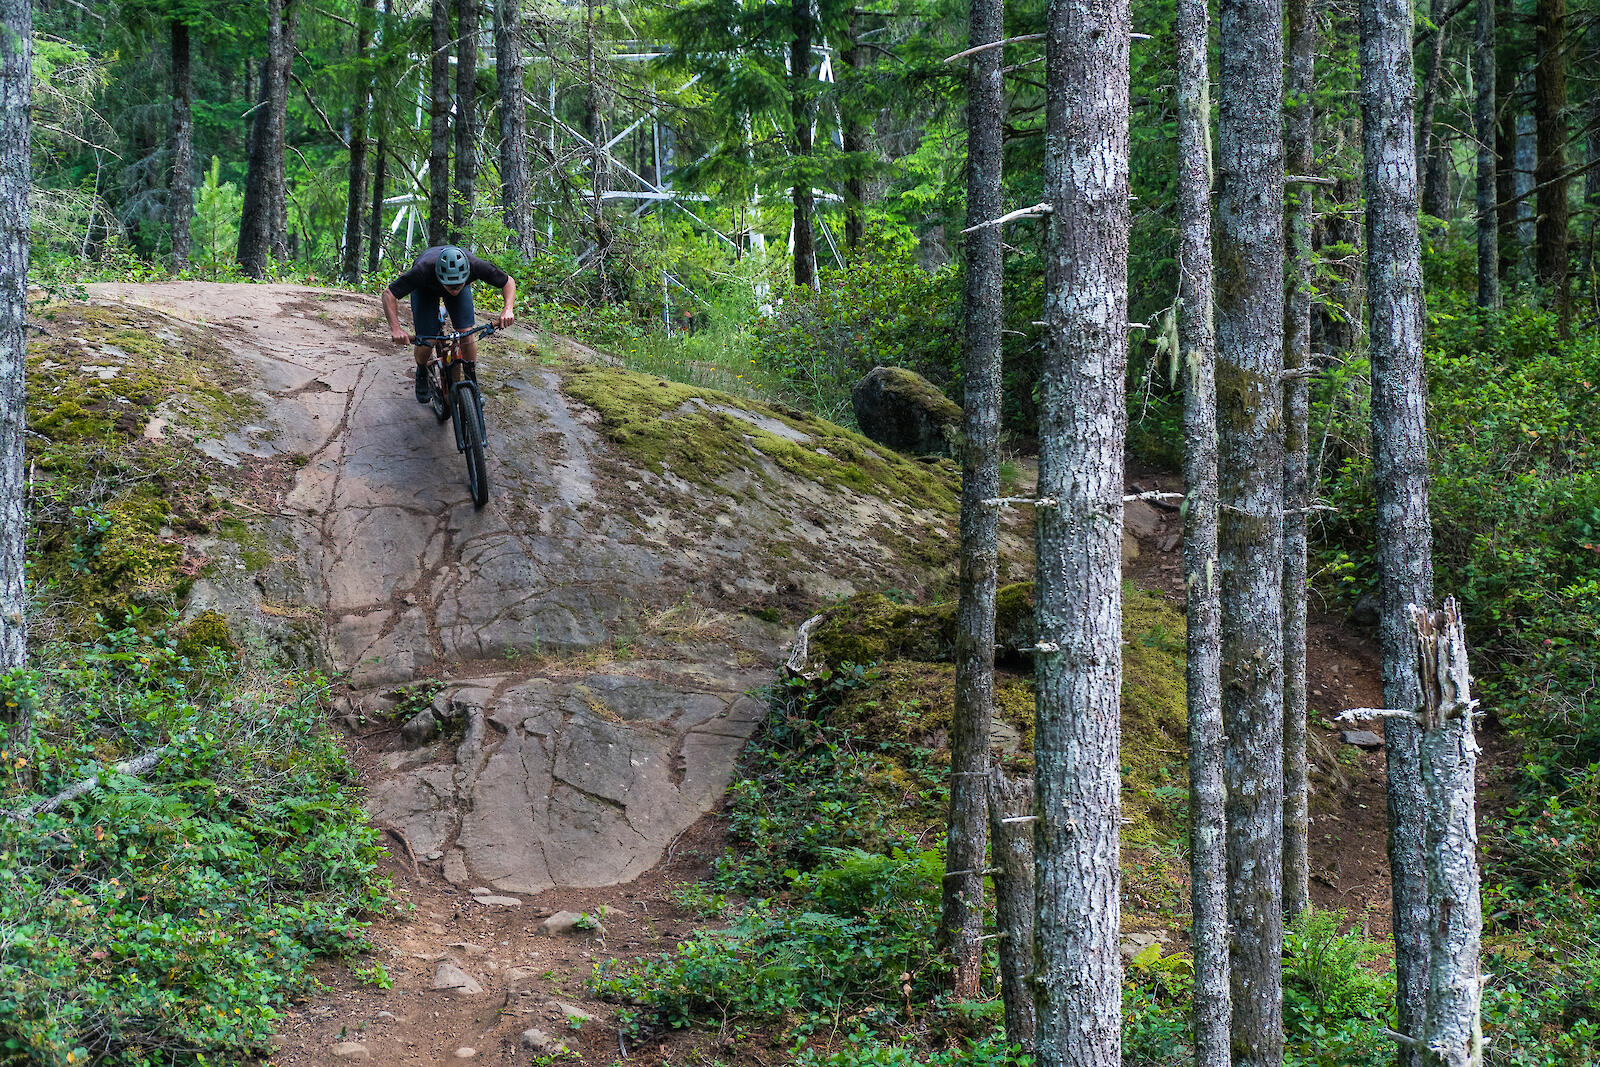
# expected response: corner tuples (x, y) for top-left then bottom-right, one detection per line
(381, 245), (517, 403)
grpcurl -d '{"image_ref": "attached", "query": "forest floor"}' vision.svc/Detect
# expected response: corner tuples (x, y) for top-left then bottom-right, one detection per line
(79, 283), (1518, 1067)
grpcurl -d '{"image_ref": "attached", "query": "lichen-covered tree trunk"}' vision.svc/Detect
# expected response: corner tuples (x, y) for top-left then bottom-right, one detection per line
(1533, 0), (1568, 316)
(1175, 0), (1226, 1055)
(168, 18), (194, 269)
(429, 0), (452, 247)
(988, 769), (1035, 1053)
(1216, 0), (1286, 1061)
(453, 0), (477, 242)
(1415, 600), (1483, 1067)
(1282, 0), (1317, 928)
(790, 0), (818, 290)
(940, 0), (1004, 999)
(368, 141), (387, 272)
(1032, 0), (1129, 1064)
(342, 0), (377, 281)
(1177, 0), (1226, 1057)
(495, 0), (537, 259)
(0, 0), (30, 677)
(1474, 0), (1498, 308)
(238, 0), (294, 277)
(1359, 0), (1435, 1059)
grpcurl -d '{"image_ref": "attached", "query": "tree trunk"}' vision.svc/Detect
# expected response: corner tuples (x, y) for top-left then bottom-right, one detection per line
(790, 0), (818, 290)
(368, 141), (387, 272)
(0, 0), (29, 677)
(584, 0), (613, 299)
(168, 18), (194, 269)
(429, 0), (452, 247)
(1359, 0), (1435, 1059)
(1416, 0), (1449, 219)
(1533, 0), (1568, 317)
(1415, 600), (1483, 1067)
(1283, 0), (1317, 930)
(342, 0), (377, 281)
(237, 1), (295, 278)
(453, 0), (477, 242)
(1474, 0), (1498, 308)
(1033, 1), (1129, 1064)
(1217, 0), (1286, 1060)
(988, 768), (1036, 1054)
(495, 0), (536, 259)
(1177, 0), (1226, 1057)
(940, 0), (1004, 999)
(843, 15), (868, 251)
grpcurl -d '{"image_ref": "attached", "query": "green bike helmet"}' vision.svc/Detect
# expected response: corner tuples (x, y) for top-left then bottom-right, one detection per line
(435, 245), (471, 287)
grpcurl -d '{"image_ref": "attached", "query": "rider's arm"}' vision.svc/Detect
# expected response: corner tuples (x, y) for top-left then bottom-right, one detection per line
(498, 277), (516, 329)
(381, 288), (409, 344)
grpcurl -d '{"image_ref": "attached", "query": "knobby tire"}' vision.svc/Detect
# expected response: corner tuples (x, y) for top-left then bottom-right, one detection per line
(457, 385), (490, 508)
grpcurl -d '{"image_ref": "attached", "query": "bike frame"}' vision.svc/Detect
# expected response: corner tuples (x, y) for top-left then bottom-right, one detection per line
(412, 322), (496, 451)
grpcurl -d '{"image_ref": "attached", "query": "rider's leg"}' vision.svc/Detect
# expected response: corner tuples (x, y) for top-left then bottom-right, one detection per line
(410, 293), (443, 402)
(444, 286), (477, 366)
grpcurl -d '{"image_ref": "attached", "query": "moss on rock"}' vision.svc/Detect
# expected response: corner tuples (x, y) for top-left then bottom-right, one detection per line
(560, 363), (958, 511)
(176, 610), (237, 661)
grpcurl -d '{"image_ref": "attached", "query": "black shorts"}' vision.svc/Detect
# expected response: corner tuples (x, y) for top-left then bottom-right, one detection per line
(411, 287), (475, 338)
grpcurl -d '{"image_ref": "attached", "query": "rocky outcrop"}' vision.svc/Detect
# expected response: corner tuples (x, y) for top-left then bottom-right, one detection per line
(851, 365), (962, 457)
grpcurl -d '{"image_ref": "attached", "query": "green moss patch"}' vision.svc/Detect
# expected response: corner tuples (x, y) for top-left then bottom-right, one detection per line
(560, 363), (958, 511)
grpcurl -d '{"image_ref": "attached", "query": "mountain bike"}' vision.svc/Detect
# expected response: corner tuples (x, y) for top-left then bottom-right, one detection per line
(412, 321), (496, 508)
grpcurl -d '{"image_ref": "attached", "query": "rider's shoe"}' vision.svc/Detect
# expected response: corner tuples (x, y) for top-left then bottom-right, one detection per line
(414, 365), (430, 403)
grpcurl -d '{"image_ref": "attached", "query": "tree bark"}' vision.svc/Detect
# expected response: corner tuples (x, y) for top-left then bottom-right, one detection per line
(1474, 0), (1498, 308)
(495, 0), (537, 259)
(1533, 0), (1568, 316)
(1282, 0), (1317, 930)
(429, 0), (452, 247)
(342, 0), (377, 281)
(988, 769), (1035, 1054)
(1177, 0), (1226, 1057)
(0, 0), (30, 676)
(238, 1), (295, 277)
(584, 0), (613, 299)
(1033, 0), (1129, 1064)
(790, 0), (818, 290)
(1217, 0), (1286, 1061)
(940, 0), (1004, 999)
(1417, 0), (1449, 219)
(368, 141), (387, 272)
(168, 18), (194, 269)
(453, 0), (477, 242)
(842, 15), (868, 251)
(1414, 600), (1483, 1067)
(1359, 0), (1435, 1060)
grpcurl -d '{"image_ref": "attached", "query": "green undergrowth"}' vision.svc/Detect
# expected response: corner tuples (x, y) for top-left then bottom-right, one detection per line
(559, 362), (959, 512)
(0, 628), (385, 1066)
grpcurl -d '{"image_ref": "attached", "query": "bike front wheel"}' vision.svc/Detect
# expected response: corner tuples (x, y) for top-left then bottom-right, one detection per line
(430, 363), (451, 424)
(455, 385), (490, 508)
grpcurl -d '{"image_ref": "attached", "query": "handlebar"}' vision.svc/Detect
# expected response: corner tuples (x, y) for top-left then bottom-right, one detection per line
(411, 322), (498, 346)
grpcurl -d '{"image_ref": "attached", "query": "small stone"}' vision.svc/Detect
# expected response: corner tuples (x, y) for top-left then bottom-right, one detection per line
(424, 850), (444, 861)
(448, 941), (488, 956)
(331, 1042), (370, 1060)
(454, 1048), (477, 1059)
(1118, 931), (1162, 962)
(432, 961), (484, 996)
(540, 910), (597, 936)
(375, 1011), (396, 1022)
(505, 967), (537, 981)
(473, 894), (524, 907)
(401, 708), (438, 745)
(444, 851), (470, 885)
(469, 887), (497, 896)
(553, 1000), (594, 1024)
(339, 713), (362, 734)
(1340, 729), (1384, 751)
(309, 1005), (335, 1019)
(520, 1029), (566, 1055)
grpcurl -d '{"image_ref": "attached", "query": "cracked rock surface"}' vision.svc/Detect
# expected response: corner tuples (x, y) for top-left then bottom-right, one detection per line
(84, 283), (954, 895)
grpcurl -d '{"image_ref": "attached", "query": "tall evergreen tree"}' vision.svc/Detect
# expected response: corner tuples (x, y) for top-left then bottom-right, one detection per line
(1359, 0), (1435, 1060)
(941, 0), (1004, 999)
(1475, 0), (1498, 308)
(1176, 0), (1226, 1057)
(789, 0), (817, 289)
(168, 16), (194, 268)
(342, 0), (378, 281)
(495, 0), (536, 259)
(238, 0), (296, 277)
(1032, 0), (1130, 1063)
(429, 0), (451, 246)
(0, 0), (29, 676)
(1533, 0), (1568, 315)
(1216, 0), (1287, 1060)
(453, 0), (477, 242)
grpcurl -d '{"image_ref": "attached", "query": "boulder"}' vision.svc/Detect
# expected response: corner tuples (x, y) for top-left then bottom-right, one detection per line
(1340, 729), (1384, 751)
(850, 366), (962, 457)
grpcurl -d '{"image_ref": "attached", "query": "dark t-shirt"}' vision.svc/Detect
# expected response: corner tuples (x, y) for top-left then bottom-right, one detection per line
(387, 246), (510, 300)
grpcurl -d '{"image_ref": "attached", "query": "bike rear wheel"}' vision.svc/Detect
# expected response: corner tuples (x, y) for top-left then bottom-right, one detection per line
(455, 385), (490, 507)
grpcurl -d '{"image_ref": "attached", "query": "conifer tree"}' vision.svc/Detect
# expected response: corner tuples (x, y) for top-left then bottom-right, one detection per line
(0, 0), (29, 676)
